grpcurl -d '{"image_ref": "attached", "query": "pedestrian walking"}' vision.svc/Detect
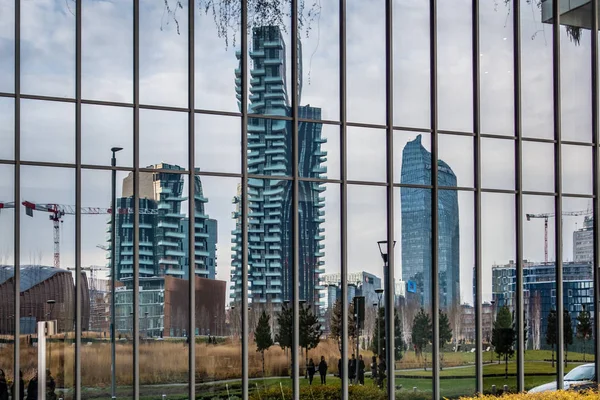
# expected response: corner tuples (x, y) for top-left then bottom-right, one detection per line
(26, 372), (37, 400)
(307, 358), (316, 385)
(358, 355), (365, 385)
(337, 358), (343, 379)
(348, 354), (356, 382)
(11, 370), (24, 400)
(318, 356), (328, 385)
(377, 356), (387, 389)
(46, 370), (57, 400)
(0, 370), (9, 400)
(370, 356), (378, 383)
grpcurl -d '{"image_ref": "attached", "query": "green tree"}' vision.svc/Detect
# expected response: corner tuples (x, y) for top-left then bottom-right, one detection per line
(576, 307), (593, 362)
(329, 299), (357, 357)
(411, 309), (432, 370)
(370, 307), (405, 361)
(563, 311), (574, 367)
(438, 311), (453, 371)
(275, 303), (292, 352)
(254, 311), (274, 378)
(545, 309), (558, 368)
(491, 306), (515, 378)
(300, 304), (322, 375)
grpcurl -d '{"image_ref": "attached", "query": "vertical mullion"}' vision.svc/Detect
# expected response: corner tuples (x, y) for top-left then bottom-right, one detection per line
(384, 0), (395, 398)
(13, 0), (21, 398)
(75, 0), (82, 398)
(133, 0), (140, 397)
(187, 1), (195, 399)
(291, 0), (300, 398)
(591, 0), (600, 386)
(240, 0), (249, 399)
(472, 0), (483, 393)
(339, 0), (349, 397)
(551, 0), (564, 388)
(513, 0), (525, 392)
(430, 0), (440, 397)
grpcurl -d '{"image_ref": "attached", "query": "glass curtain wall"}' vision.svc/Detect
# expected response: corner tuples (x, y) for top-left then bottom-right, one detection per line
(1, 0), (600, 399)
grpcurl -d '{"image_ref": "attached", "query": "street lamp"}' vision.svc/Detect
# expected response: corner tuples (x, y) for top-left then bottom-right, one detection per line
(376, 240), (395, 374)
(374, 289), (384, 359)
(110, 146), (122, 400)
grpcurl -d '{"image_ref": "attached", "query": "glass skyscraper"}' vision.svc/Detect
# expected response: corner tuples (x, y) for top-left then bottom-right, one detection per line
(400, 135), (460, 309)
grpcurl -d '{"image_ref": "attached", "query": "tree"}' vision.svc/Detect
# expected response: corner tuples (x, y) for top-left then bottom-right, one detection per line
(563, 311), (574, 367)
(300, 304), (322, 374)
(491, 306), (515, 378)
(275, 303), (292, 353)
(254, 311), (274, 378)
(530, 292), (542, 350)
(438, 311), (453, 371)
(448, 301), (463, 350)
(545, 309), (558, 368)
(370, 307), (405, 361)
(411, 309), (432, 370)
(576, 307), (593, 362)
(329, 299), (357, 357)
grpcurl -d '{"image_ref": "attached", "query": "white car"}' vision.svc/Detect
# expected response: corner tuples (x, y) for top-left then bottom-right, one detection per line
(528, 363), (595, 393)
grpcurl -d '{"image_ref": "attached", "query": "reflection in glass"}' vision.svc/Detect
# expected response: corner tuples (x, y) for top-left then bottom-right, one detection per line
(482, 193), (516, 393)
(81, 169), (133, 399)
(299, 123), (339, 181)
(0, 166), (14, 389)
(480, 0), (514, 136)
(82, 0), (133, 102)
(140, 0), (188, 107)
(347, 1), (385, 125)
(21, 0), (75, 98)
(20, 166), (76, 400)
(481, 138), (514, 191)
(0, 98), (14, 161)
(394, 188), (433, 396)
(140, 109), (187, 169)
(393, 0), (429, 129)
(21, 100), (75, 164)
(562, 145), (592, 195)
(523, 195), (557, 390)
(393, 132), (432, 185)
(347, 128), (386, 183)
(82, 105), (132, 167)
(523, 141), (554, 193)
(0, 0), (14, 93)
(195, 114), (240, 174)
(439, 134), (474, 188)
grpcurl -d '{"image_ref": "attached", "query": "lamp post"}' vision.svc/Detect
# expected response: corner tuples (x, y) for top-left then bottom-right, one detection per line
(375, 289), (384, 359)
(110, 146), (122, 400)
(377, 240), (395, 375)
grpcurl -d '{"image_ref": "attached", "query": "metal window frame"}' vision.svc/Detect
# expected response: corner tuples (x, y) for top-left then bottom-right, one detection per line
(593, 0), (600, 389)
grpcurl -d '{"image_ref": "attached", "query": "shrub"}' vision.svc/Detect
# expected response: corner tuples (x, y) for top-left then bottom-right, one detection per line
(458, 389), (599, 400)
(249, 384), (389, 400)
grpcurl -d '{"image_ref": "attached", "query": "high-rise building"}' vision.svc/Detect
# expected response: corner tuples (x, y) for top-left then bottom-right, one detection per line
(112, 163), (217, 280)
(230, 26), (326, 310)
(400, 135), (460, 309)
(321, 271), (382, 309)
(573, 216), (593, 263)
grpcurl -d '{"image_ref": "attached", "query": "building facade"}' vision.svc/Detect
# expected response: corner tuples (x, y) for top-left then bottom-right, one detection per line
(230, 26), (326, 311)
(573, 216), (593, 263)
(400, 135), (460, 310)
(322, 271), (382, 309)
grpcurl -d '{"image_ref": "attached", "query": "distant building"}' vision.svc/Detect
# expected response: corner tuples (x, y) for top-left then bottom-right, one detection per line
(0, 265), (90, 334)
(573, 216), (593, 263)
(112, 163), (217, 281)
(492, 260), (594, 346)
(400, 135), (460, 310)
(322, 271), (383, 309)
(114, 275), (226, 338)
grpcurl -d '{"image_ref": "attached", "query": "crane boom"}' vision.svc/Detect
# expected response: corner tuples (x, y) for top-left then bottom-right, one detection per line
(0, 202), (15, 213)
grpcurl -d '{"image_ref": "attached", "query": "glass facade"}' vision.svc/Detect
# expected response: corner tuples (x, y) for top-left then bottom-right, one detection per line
(1, 1), (600, 400)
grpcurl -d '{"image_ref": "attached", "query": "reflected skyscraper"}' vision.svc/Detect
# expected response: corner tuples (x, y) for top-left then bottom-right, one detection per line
(230, 26), (326, 311)
(400, 135), (459, 309)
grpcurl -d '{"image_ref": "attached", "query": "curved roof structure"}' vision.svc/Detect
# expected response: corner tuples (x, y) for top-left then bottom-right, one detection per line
(0, 265), (70, 292)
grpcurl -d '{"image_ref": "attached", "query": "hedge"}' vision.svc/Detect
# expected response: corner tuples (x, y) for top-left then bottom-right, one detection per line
(459, 389), (599, 400)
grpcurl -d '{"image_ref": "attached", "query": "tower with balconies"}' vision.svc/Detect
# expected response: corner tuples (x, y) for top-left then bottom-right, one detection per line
(230, 26), (326, 312)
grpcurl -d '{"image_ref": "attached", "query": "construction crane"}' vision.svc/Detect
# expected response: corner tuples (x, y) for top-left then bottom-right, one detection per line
(526, 209), (593, 263)
(22, 201), (159, 268)
(0, 201), (15, 213)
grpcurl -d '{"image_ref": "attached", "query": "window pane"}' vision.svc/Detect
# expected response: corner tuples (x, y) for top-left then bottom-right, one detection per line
(140, 109), (188, 170)
(0, 98), (14, 160)
(0, 0), (14, 93)
(21, 1), (75, 98)
(81, 169), (133, 399)
(20, 166), (76, 399)
(82, 105), (133, 168)
(21, 99), (75, 164)
(562, 145), (592, 196)
(140, 0), (188, 108)
(523, 141), (554, 194)
(82, 0), (133, 103)
(195, 114), (240, 174)
(481, 138), (514, 191)
(394, 132), (432, 186)
(0, 165), (14, 386)
(347, 127), (386, 183)
(439, 134), (474, 189)
(298, 122), (338, 180)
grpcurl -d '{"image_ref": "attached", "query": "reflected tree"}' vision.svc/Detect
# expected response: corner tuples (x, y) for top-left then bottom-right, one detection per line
(254, 311), (274, 378)
(329, 299), (357, 357)
(576, 306), (592, 362)
(546, 309), (558, 368)
(411, 309), (432, 371)
(299, 304), (321, 375)
(370, 307), (404, 361)
(491, 306), (515, 378)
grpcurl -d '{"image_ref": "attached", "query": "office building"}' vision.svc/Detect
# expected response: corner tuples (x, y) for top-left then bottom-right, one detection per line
(573, 216), (593, 263)
(400, 135), (460, 309)
(230, 26), (326, 310)
(321, 271), (382, 309)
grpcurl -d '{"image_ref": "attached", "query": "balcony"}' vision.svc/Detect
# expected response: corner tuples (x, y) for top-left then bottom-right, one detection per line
(541, 0), (596, 30)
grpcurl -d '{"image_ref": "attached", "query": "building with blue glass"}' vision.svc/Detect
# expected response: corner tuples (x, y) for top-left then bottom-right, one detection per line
(112, 163), (217, 281)
(400, 135), (460, 309)
(230, 26), (326, 311)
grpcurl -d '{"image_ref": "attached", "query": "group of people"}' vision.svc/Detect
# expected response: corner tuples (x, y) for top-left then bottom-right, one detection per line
(305, 354), (388, 387)
(337, 354), (367, 385)
(306, 356), (328, 385)
(370, 355), (387, 388)
(0, 369), (57, 400)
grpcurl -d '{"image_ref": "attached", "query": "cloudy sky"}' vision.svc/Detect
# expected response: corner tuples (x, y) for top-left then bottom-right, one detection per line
(0, 0), (596, 308)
